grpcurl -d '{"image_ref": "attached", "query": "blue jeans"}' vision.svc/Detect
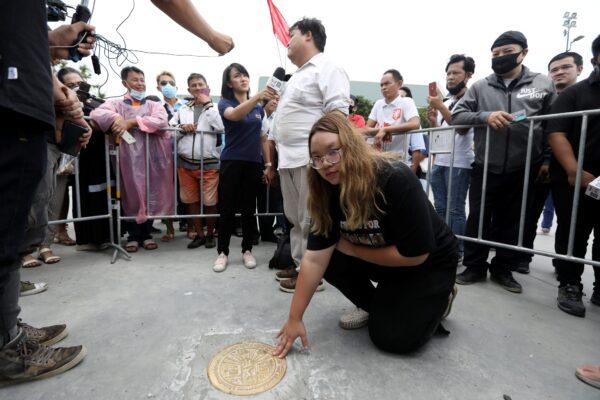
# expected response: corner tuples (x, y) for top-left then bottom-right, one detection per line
(430, 165), (471, 255)
(541, 193), (554, 230)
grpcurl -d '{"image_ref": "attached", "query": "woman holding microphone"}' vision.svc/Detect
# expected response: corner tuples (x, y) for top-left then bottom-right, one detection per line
(214, 63), (277, 272)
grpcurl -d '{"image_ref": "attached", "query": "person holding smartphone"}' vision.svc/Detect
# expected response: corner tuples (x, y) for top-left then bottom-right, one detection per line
(274, 112), (458, 357)
(213, 63), (277, 272)
(170, 73), (223, 249)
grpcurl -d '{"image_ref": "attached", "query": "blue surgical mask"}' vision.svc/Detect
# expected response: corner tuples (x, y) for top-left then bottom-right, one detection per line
(129, 88), (146, 101)
(161, 84), (177, 99)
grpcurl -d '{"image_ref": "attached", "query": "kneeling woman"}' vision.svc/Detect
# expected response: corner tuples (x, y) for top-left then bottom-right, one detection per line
(274, 112), (458, 356)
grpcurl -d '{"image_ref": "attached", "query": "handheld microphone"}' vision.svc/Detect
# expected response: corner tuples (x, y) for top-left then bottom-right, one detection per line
(68, 0), (92, 62)
(266, 67), (286, 93)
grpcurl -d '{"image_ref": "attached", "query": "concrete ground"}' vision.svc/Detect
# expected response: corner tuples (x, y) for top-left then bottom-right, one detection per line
(6, 225), (600, 400)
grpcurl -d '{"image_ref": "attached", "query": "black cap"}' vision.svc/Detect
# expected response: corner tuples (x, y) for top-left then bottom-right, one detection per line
(491, 31), (528, 51)
(350, 94), (358, 102)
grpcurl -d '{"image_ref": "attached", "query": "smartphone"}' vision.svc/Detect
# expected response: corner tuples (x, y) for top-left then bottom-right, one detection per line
(510, 109), (527, 124)
(59, 120), (87, 156)
(428, 82), (437, 97)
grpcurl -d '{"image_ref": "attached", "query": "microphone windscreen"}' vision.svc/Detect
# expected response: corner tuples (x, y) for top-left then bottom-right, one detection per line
(273, 67), (286, 81)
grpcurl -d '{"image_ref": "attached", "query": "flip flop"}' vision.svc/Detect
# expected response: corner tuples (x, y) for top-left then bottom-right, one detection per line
(54, 233), (76, 246)
(38, 248), (61, 264)
(576, 365), (600, 389)
(125, 241), (139, 253)
(161, 231), (175, 242)
(142, 239), (158, 250)
(22, 255), (42, 268)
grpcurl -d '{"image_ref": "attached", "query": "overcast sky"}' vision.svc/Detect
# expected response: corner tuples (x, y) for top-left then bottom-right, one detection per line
(59, 0), (599, 98)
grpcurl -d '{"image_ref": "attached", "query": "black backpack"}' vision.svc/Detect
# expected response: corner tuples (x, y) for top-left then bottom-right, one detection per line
(268, 233), (295, 270)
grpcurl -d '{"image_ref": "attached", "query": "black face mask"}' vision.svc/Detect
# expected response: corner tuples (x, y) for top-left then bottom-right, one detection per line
(492, 52), (522, 75)
(349, 106), (355, 114)
(447, 80), (466, 96)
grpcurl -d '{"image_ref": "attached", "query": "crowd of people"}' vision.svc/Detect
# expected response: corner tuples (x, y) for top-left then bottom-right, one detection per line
(1, 1), (599, 391)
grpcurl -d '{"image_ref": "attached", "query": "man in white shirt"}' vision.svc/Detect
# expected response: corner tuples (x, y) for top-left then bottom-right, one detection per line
(169, 73), (223, 249)
(270, 17), (350, 293)
(427, 54), (475, 261)
(363, 69), (424, 174)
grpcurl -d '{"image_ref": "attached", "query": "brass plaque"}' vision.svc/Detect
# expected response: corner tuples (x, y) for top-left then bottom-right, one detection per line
(207, 342), (287, 396)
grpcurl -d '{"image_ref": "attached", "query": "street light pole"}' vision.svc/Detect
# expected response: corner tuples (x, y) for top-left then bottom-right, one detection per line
(562, 11), (579, 51)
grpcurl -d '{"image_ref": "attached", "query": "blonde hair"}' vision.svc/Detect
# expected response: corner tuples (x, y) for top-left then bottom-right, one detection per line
(308, 112), (397, 236)
(156, 71), (176, 85)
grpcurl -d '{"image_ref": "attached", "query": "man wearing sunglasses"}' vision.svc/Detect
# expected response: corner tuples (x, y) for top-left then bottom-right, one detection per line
(157, 71), (186, 121)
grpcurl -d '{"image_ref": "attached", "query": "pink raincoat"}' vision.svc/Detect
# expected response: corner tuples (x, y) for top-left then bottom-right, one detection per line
(91, 95), (174, 223)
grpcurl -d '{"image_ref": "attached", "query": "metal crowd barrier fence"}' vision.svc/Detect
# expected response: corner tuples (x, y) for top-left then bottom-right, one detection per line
(389, 108), (600, 268)
(47, 134), (131, 263)
(51, 109), (599, 267)
(111, 127), (284, 262)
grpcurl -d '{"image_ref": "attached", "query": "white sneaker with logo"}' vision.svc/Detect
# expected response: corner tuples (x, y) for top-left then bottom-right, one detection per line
(213, 253), (228, 272)
(339, 307), (369, 330)
(242, 251), (257, 269)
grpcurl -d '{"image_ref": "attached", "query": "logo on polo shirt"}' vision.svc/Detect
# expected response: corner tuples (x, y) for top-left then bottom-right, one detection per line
(255, 113), (262, 119)
(392, 108), (403, 120)
(516, 88), (546, 99)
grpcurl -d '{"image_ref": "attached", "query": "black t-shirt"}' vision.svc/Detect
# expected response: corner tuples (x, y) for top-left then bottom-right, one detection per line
(308, 161), (458, 284)
(545, 70), (600, 182)
(0, 1), (54, 128)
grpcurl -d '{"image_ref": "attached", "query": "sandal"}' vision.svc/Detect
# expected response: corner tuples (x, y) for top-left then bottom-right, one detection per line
(142, 239), (158, 250)
(22, 254), (42, 268)
(125, 241), (139, 253)
(38, 248), (61, 264)
(54, 232), (76, 246)
(161, 233), (174, 242)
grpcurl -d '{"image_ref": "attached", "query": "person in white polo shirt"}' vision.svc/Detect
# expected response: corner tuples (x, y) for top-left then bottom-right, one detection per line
(427, 54), (476, 262)
(363, 69), (425, 174)
(270, 17), (350, 293)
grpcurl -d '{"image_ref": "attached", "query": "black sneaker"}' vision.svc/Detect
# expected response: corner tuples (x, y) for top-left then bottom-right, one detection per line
(205, 235), (216, 249)
(455, 268), (486, 285)
(0, 331), (87, 385)
(512, 260), (530, 274)
(187, 235), (206, 249)
(591, 288), (600, 307)
(557, 284), (585, 317)
(490, 272), (522, 293)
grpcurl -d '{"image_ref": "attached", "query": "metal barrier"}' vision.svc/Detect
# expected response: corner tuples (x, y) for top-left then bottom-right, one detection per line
(48, 134), (130, 263)
(111, 127), (283, 262)
(392, 108), (600, 268)
(50, 109), (598, 267)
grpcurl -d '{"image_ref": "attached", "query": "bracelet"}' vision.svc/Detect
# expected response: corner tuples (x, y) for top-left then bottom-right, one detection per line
(264, 162), (273, 167)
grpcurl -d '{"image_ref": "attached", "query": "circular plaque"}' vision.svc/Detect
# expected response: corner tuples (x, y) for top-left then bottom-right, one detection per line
(207, 341), (287, 396)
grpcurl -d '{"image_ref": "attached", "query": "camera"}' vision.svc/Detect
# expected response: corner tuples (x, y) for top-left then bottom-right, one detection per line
(76, 82), (105, 114)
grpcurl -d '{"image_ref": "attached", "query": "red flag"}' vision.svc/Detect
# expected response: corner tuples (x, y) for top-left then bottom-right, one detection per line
(267, 0), (290, 47)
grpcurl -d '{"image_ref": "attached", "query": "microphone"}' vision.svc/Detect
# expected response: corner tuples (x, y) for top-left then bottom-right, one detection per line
(266, 67), (286, 93)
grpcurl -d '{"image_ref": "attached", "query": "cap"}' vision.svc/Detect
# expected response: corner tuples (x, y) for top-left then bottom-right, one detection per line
(491, 31), (528, 51)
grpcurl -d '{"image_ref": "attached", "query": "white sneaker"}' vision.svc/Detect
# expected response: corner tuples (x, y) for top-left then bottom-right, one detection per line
(242, 251), (257, 269)
(20, 281), (48, 297)
(339, 307), (369, 330)
(213, 253), (228, 272)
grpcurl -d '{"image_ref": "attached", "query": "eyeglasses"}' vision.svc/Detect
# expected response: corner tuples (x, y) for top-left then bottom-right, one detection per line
(159, 80), (175, 86)
(309, 148), (342, 170)
(65, 81), (83, 90)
